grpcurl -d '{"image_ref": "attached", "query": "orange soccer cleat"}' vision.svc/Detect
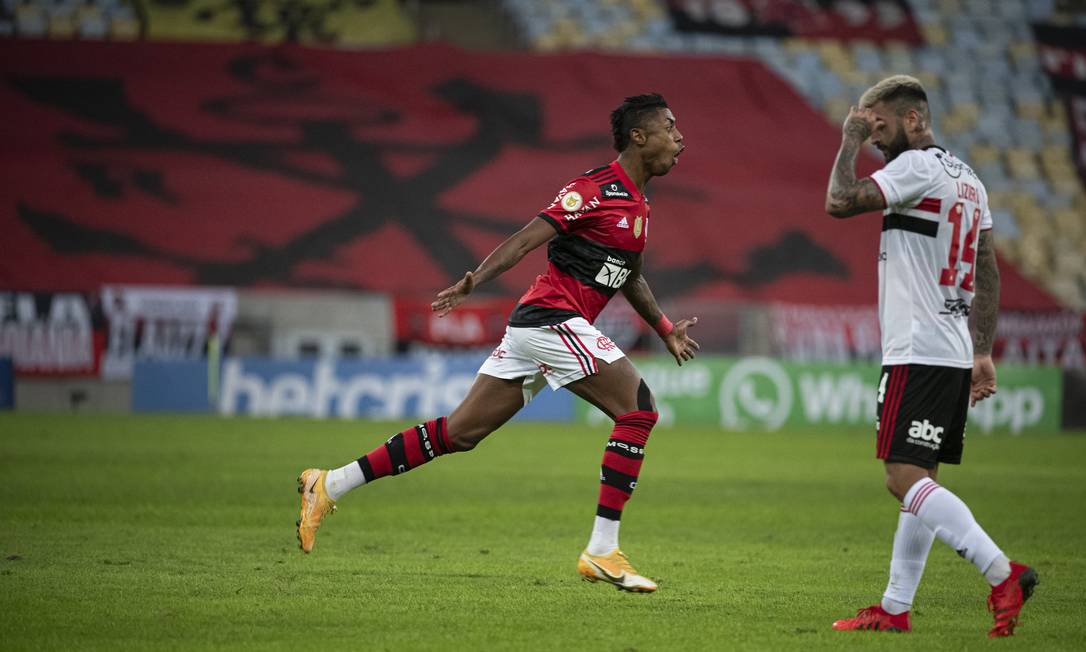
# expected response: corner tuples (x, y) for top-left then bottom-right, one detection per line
(577, 549), (657, 593)
(296, 468), (336, 553)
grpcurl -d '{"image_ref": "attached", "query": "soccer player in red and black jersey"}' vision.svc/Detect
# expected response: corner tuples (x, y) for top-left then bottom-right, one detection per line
(297, 94), (698, 592)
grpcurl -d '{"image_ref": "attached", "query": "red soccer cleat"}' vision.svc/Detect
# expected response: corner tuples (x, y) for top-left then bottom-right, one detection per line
(988, 561), (1039, 638)
(832, 605), (911, 632)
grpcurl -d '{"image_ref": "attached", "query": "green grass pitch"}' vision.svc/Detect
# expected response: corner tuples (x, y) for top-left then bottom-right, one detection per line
(1, 413), (1084, 650)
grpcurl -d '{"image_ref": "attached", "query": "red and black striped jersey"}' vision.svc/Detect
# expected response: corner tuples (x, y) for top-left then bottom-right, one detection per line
(509, 160), (650, 327)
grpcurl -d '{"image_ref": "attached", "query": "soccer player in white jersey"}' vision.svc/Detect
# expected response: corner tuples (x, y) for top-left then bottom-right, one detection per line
(823, 75), (1037, 638)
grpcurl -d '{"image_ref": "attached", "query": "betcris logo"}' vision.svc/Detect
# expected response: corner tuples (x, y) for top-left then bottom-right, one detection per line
(218, 357), (475, 418)
(133, 355), (573, 421)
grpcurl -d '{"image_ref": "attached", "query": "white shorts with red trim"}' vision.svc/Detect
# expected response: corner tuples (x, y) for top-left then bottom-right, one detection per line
(477, 317), (626, 400)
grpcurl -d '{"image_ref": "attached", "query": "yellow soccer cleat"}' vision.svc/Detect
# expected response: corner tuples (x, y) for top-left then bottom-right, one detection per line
(296, 468), (336, 553)
(577, 549), (657, 593)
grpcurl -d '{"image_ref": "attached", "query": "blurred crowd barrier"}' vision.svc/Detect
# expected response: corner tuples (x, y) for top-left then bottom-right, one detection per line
(127, 353), (1066, 435)
(3, 286), (1084, 429)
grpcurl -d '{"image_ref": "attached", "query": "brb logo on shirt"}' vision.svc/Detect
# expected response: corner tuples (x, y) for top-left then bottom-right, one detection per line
(906, 419), (944, 450)
(595, 256), (631, 289)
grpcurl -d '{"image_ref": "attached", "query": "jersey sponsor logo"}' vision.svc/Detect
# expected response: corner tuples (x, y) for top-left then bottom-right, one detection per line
(935, 151), (978, 181)
(596, 335), (617, 352)
(562, 191), (584, 212)
(633, 215), (644, 238)
(595, 261), (631, 289)
(939, 298), (970, 319)
(616, 216), (629, 229)
(906, 419), (944, 449)
(601, 181), (631, 199)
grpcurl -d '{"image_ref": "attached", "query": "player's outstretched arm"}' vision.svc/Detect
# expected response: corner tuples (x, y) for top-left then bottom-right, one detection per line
(970, 229), (1001, 405)
(825, 107), (887, 218)
(621, 262), (699, 366)
(432, 217), (556, 317)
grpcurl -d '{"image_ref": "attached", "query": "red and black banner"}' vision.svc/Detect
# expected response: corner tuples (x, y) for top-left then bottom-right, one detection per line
(667, 0), (923, 43)
(0, 40), (1057, 310)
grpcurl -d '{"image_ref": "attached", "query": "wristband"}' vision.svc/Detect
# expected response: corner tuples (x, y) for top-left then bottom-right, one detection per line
(653, 314), (674, 338)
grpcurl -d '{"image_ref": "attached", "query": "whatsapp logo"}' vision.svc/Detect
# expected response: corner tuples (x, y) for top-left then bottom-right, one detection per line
(719, 358), (793, 430)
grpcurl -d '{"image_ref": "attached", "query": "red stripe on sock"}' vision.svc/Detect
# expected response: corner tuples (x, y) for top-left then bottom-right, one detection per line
(361, 416), (452, 483)
(909, 481), (941, 515)
(610, 432), (649, 448)
(401, 427), (425, 468)
(598, 484), (630, 511)
(366, 446), (392, 478)
(602, 450), (643, 476)
(596, 410), (656, 520)
(613, 410), (657, 446)
(434, 417), (451, 454)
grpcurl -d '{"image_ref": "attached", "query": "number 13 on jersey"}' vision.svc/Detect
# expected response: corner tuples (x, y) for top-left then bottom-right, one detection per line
(939, 201), (982, 292)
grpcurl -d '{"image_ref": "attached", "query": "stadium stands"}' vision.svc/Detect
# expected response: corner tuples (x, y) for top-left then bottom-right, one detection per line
(501, 0), (1086, 309)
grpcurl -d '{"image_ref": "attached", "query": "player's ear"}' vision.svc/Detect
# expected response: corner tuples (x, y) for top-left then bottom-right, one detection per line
(905, 107), (923, 133)
(630, 127), (646, 146)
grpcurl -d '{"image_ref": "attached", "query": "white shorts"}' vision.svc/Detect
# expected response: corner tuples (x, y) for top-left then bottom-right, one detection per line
(478, 317), (626, 403)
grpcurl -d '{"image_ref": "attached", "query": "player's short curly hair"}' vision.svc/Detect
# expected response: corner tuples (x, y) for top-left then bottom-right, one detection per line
(611, 93), (669, 152)
(860, 75), (930, 120)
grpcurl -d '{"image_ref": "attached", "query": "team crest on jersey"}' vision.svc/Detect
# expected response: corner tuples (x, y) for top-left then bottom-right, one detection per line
(562, 191), (584, 212)
(633, 215), (643, 238)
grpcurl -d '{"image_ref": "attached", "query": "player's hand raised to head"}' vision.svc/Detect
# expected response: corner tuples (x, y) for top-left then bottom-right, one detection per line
(970, 354), (997, 407)
(843, 106), (877, 142)
(431, 271), (476, 317)
(665, 316), (700, 367)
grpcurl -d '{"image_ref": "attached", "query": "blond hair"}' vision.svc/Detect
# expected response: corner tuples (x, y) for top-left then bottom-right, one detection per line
(860, 75), (930, 119)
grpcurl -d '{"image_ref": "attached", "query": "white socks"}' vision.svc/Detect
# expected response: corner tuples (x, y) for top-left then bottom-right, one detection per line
(902, 478), (1011, 586)
(587, 516), (620, 556)
(881, 509), (935, 614)
(324, 461), (366, 501)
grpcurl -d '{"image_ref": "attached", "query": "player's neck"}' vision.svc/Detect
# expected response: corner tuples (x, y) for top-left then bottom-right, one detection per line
(909, 132), (936, 151)
(616, 154), (649, 191)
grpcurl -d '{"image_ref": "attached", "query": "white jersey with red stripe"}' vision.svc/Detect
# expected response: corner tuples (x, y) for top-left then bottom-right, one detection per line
(869, 146), (993, 368)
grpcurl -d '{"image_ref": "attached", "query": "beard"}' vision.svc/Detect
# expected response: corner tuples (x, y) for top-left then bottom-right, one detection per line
(880, 129), (912, 162)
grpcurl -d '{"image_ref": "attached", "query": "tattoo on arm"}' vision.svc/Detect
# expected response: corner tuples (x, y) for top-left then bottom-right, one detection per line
(971, 230), (1000, 355)
(825, 133), (886, 218)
